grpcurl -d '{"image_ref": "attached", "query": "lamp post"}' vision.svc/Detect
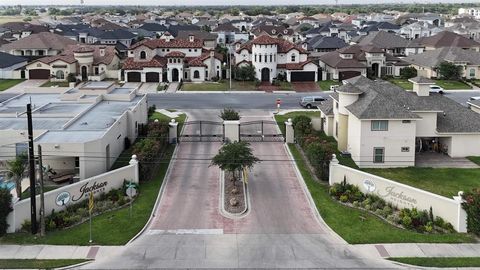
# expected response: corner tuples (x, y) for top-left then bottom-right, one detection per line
(227, 45), (232, 91)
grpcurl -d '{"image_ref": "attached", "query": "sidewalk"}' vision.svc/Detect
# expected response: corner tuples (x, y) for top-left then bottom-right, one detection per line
(0, 245), (123, 261)
(355, 243), (480, 258)
(166, 82), (178, 93)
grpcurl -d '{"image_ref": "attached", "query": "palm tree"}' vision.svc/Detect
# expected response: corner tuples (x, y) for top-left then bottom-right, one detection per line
(6, 153), (28, 200)
(210, 141), (259, 186)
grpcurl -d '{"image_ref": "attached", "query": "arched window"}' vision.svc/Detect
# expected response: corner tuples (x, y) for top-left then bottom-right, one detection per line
(254, 54), (257, 62)
(56, 70), (64, 80)
(270, 54), (273, 62)
(291, 54), (296, 62)
(193, 70), (200, 79)
(140, 51), (146, 59)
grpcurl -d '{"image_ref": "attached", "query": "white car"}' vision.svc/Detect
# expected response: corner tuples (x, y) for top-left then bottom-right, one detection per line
(429, 85), (444, 94)
(470, 96), (480, 101)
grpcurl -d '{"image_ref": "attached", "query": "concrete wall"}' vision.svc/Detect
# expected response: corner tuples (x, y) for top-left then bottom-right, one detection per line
(414, 112), (438, 137)
(449, 134), (480, 157)
(329, 162), (467, 232)
(6, 160), (139, 233)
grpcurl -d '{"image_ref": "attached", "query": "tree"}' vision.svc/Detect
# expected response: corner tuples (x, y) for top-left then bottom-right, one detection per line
(219, 108), (240, 120)
(234, 65), (256, 81)
(436, 61), (462, 80)
(400, 66), (417, 79)
(7, 153), (28, 200)
(0, 188), (12, 236)
(210, 141), (259, 186)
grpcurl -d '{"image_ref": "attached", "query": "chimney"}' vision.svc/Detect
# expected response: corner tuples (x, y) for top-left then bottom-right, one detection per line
(99, 46), (106, 56)
(189, 35), (195, 42)
(409, 76), (434, 97)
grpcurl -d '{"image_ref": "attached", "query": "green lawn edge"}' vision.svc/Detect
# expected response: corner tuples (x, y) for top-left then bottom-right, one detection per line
(0, 79), (25, 91)
(0, 259), (89, 269)
(388, 257), (480, 267)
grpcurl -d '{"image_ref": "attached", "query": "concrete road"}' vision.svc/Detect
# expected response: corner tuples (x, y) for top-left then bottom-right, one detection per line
(444, 90), (480, 106)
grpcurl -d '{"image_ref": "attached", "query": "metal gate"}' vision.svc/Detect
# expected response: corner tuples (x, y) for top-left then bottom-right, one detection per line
(240, 120), (284, 142)
(179, 121), (224, 142)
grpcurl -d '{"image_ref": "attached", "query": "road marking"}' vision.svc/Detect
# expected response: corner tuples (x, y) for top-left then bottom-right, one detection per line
(146, 229), (224, 235)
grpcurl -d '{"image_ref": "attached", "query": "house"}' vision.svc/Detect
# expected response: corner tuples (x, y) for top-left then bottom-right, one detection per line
(177, 30), (218, 49)
(413, 31), (480, 51)
(399, 21), (443, 40)
(318, 44), (409, 81)
(234, 35), (318, 83)
(0, 52), (27, 79)
(0, 82), (147, 180)
(352, 31), (412, 56)
(445, 21), (480, 41)
(212, 23), (247, 45)
(303, 36), (348, 54)
(319, 75), (480, 168)
(251, 24), (297, 42)
(0, 32), (78, 58)
(123, 36), (223, 83)
(403, 47), (480, 79)
(25, 45), (120, 81)
(0, 22), (49, 41)
(139, 23), (168, 37)
(458, 8), (480, 19)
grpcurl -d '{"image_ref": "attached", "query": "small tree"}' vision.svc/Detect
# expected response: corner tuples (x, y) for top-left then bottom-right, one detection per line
(7, 153), (28, 200)
(219, 108), (240, 120)
(235, 65), (256, 81)
(462, 188), (480, 236)
(0, 188), (12, 236)
(436, 61), (462, 80)
(211, 141), (260, 186)
(400, 66), (418, 79)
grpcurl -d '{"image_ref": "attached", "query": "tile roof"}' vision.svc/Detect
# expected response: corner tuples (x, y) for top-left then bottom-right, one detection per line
(165, 51), (186, 57)
(355, 31), (410, 49)
(403, 47), (480, 68)
(34, 45), (117, 66)
(306, 36), (347, 50)
(130, 38), (203, 49)
(318, 99), (334, 116)
(251, 35), (307, 53)
(122, 55), (167, 69)
(0, 52), (26, 68)
(415, 31), (480, 48)
(0, 32), (78, 51)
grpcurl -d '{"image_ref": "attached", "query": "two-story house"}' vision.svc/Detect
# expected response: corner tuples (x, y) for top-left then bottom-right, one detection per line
(319, 76), (480, 168)
(123, 35), (223, 83)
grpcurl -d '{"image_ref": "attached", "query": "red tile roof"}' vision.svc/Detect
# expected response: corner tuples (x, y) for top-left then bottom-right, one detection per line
(122, 55), (167, 70)
(248, 35), (307, 53)
(130, 38), (203, 50)
(165, 51), (186, 57)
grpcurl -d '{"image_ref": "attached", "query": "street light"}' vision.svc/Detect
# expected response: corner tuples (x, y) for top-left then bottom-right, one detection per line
(227, 44), (232, 91)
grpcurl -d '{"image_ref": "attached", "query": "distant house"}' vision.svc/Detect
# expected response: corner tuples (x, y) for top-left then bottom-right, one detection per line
(303, 36), (348, 54)
(400, 21), (443, 40)
(403, 47), (480, 79)
(411, 31), (480, 51)
(25, 45), (120, 81)
(352, 31), (413, 56)
(0, 52), (27, 79)
(0, 32), (78, 59)
(318, 44), (408, 81)
(251, 25), (296, 43)
(0, 22), (49, 41)
(212, 23), (248, 45)
(234, 35), (318, 83)
(139, 23), (168, 37)
(177, 30), (218, 49)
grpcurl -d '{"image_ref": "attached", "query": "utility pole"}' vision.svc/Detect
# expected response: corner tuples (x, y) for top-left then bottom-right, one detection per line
(228, 45), (232, 91)
(38, 145), (45, 237)
(27, 103), (37, 234)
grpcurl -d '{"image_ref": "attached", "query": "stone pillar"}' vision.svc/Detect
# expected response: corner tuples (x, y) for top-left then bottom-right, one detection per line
(329, 154), (339, 186)
(453, 191), (468, 233)
(223, 120), (240, 143)
(129, 154), (139, 183)
(285, 118), (294, 144)
(168, 119), (178, 144)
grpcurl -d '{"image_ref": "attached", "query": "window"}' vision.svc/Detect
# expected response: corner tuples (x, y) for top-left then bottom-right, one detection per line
(371, 120), (388, 131)
(402, 120), (411, 123)
(140, 51), (146, 59)
(270, 54), (272, 62)
(470, 68), (476, 78)
(335, 101), (339, 109)
(56, 70), (64, 80)
(259, 54), (262, 63)
(401, 147), (410, 152)
(335, 121), (339, 137)
(193, 70), (200, 78)
(254, 54), (257, 62)
(373, 147), (385, 163)
(291, 54), (296, 62)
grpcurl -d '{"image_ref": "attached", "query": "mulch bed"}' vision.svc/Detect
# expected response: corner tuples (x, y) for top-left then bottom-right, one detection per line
(224, 171), (246, 214)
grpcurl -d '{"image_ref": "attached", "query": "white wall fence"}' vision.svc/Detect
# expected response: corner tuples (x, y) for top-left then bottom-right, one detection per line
(7, 156), (139, 233)
(329, 155), (467, 232)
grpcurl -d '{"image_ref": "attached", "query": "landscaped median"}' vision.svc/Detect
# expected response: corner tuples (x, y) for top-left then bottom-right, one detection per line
(277, 111), (476, 244)
(182, 80), (257, 91)
(0, 259), (89, 269)
(388, 257), (480, 268)
(0, 110), (182, 245)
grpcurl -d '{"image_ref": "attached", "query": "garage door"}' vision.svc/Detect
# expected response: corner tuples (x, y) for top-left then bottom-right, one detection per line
(339, 71), (361, 81)
(145, 72), (159, 82)
(290, 71), (315, 82)
(127, 72), (141, 82)
(29, 69), (50, 79)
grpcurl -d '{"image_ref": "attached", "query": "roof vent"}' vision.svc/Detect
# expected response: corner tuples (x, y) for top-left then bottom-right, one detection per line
(443, 112), (446, 117)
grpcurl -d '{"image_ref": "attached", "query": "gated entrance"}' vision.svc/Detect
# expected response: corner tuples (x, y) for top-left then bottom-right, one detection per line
(179, 121), (224, 142)
(240, 120), (284, 142)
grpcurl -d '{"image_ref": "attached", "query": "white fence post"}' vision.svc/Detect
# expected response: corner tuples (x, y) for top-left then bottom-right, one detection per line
(453, 191), (468, 233)
(168, 119), (178, 144)
(223, 120), (240, 143)
(329, 154), (339, 186)
(285, 118), (294, 143)
(129, 154), (139, 183)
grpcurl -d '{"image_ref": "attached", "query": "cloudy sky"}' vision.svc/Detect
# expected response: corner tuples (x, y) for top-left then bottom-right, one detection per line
(1, 0), (477, 5)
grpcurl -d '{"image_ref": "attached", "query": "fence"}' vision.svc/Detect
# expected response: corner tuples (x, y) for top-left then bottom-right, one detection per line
(7, 157), (139, 233)
(329, 155), (467, 232)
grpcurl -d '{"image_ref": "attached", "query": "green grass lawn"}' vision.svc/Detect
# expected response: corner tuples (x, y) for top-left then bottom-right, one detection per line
(388, 257), (480, 267)
(182, 80), (257, 91)
(388, 78), (413, 90)
(434, 80), (472, 90)
(317, 80), (339, 91)
(0, 259), (89, 269)
(277, 81), (293, 90)
(364, 167), (480, 198)
(0, 145), (175, 245)
(0, 79), (25, 91)
(274, 111), (320, 136)
(40, 81), (70, 87)
(467, 156), (480, 166)
(288, 144), (475, 244)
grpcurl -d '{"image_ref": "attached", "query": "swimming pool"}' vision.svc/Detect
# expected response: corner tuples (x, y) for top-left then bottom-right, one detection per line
(0, 177), (15, 191)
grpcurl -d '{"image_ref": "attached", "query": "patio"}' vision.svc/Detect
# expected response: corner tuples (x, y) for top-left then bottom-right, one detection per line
(415, 152), (479, 168)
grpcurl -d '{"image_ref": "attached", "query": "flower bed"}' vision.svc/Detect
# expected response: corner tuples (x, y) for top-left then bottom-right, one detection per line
(223, 171), (246, 215)
(20, 181), (137, 232)
(329, 180), (455, 234)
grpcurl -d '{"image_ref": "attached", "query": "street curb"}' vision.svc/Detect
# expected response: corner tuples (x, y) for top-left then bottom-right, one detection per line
(56, 260), (93, 270)
(218, 170), (250, 219)
(277, 109), (320, 115)
(175, 90), (266, 94)
(126, 113), (188, 245)
(283, 143), (348, 244)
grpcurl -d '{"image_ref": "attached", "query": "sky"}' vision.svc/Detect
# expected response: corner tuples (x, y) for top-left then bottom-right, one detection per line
(0, 0), (478, 5)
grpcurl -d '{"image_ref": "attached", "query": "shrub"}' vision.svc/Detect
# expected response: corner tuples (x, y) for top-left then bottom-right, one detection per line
(147, 105), (156, 118)
(0, 188), (12, 235)
(339, 194), (348, 203)
(462, 188), (480, 235)
(400, 66), (418, 79)
(436, 61), (462, 80)
(219, 108), (240, 120)
(305, 142), (335, 181)
(402, 215), (413, 229)
(293, 115), (312, 144)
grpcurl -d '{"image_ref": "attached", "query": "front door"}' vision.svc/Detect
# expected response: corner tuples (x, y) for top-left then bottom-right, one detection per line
(261, 68), (269, 82)
(172, 68), (179, 82)
(81, 66), (88, 81)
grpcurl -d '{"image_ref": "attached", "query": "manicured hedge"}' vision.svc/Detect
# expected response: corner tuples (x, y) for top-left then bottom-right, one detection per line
(0, 188), (12, 236)
(462, 189), (480, 235)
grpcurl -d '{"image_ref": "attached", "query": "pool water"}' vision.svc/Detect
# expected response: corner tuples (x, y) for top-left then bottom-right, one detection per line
(0, 181), (15, 191)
